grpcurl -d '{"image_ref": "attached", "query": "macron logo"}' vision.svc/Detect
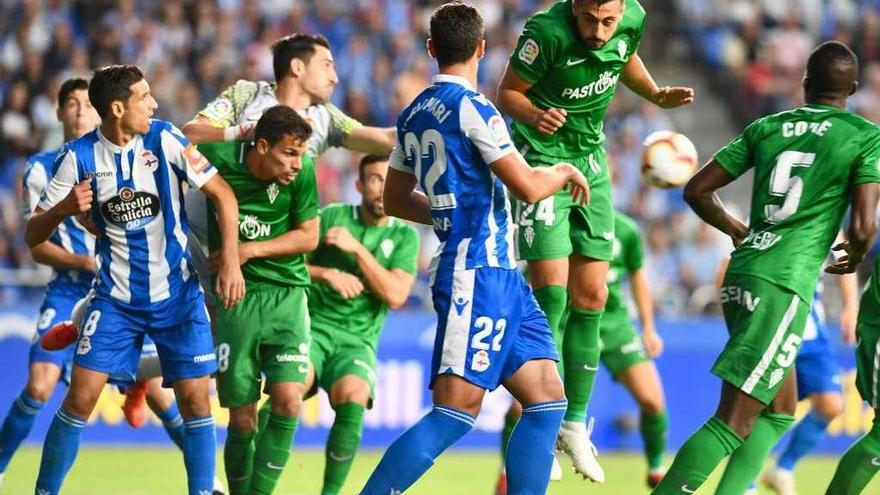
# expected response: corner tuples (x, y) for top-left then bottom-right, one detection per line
(193, 353), (215, 364)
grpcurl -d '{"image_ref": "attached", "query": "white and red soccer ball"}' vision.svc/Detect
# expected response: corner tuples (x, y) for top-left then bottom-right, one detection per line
(641, 130), (698, 189)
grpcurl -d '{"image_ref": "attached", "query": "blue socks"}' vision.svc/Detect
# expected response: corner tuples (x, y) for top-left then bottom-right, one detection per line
(359, 405), (475, 495)
(0, 391), (44, 473)
(506, 400), (567, 495)
(35, 408), (85, 494)
(183, 416), (216, 495)
(158, 401), (185, 450)
(777, 410), (831, 471)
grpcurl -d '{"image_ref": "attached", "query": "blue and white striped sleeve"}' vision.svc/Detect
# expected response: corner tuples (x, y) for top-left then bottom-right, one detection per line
(388, 132), (412, 175)
(37, 149), (78, 212)
(459, 94), (516, 166)
(22, 157), (48, 220)
(162, 123), (218, 189)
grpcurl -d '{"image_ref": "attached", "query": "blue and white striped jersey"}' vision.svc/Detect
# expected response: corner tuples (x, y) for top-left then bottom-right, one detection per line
(389, 74), (517, 280)
(23, 148), (97, 294)
(38, 120), (218, 312)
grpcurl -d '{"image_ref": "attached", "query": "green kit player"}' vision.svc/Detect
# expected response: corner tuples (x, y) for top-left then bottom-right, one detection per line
(306, 155), (419, 495)
(495, 0), (693, 481)
(202, 106), (320, 495)
(653, 41), (880, 495)
(826, 255), (880, 495)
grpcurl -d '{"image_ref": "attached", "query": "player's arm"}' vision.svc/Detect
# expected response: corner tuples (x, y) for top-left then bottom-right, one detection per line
(25, 152), (91, 248)
(838, 270), (859, 344)
(682, 161), (749, 246)
(384, 168), (432, 225)
(630, 268), (661, 357)
(308, 264), (364, 299)
(825, 183), (880, 275)
(323, 226), (416, 309)
(182, 115), (254, 145)
(621, 53), (694, 109)
(490, 152), (589, 205)
(343, 126), (396, 155)
(239, 218), (319, 261)
(30, 242), (95, 273)
(495, 64), (567, 135)
(201, 174), (245, 308)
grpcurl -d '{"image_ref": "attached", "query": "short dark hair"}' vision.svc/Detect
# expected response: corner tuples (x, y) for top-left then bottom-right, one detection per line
(805, 41), (858, 99)
(574, 0), (623, 6)
(57, 78), (89, 109)
(89, 65), (145, 118)
(429, 2), (484, 68)
(253, 105), (312, 146)
(271, 33), (332, 81)
(358, 154), (389, 180)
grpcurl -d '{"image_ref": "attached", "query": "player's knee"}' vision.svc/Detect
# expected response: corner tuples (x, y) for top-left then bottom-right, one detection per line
(61, 387), (100, 418)
(25, 378), (56, 403)
(638, 396), (665, 416)
(814, 395), (843, 420)
(570, 282), (608, 311)
(270, 393), (303, 418)
(228, 411), (258, 433)
(330, 385), (370, 407)
(175, 390), (212, 418)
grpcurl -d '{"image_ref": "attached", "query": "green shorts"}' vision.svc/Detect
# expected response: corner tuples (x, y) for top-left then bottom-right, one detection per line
(214, 284), (311, 408)
(513, 145), (614, 262)
(714, 274), (810, 405)
(854, 318), (880, 408)
(308, 324), (378, 407)
(600, 311), (649, 379)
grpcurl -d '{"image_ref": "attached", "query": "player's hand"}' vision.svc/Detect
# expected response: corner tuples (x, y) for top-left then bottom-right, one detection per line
(214, 255), (245, 308)
(79, 255), (97, 274)
(825, 241), (866, 274)
(651, 86), (695, 109)
(642, 329), (664, 358)
(324, 227), (363, 255)
(60, 181), (93, 216)
(533, 107), (567, 135)
(559, 163), (590, 205)
(325, 269), (364, 299)
(840, 306), (858, 344)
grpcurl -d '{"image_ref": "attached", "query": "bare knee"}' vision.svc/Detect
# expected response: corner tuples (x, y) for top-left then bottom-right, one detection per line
(228, 406), (258, 433)
(570, 281), (608, 311)
(25, 376), (57, 403)
(173, 378), (212, 418)
(433, 375), (485, 417)
(270, 392), (303, 418)
(329, 377), (371, 408)
(61, 386), (101, 418)
(812, 394), (843, 421)
(638, 396), (665, 416)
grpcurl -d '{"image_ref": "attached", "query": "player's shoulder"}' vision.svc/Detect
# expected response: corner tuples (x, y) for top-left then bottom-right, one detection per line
(26, 148), (61, 170)
(320, 202), (351, 217)
(229, 79), (268, 96)
(833, 109), (880, 134)
(522, 1), (571, 45)
(624, 0), (647, 26)
(388, 216), (419, 239)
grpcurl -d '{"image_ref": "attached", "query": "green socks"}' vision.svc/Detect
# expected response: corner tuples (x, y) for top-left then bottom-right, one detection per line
(641, 411), (669, 471)
(825, 414), (880, 495)
(652, 417), (743, 494)
(225, 427), (256, 495)
(250, 413), (298, 495)
(322, 402), (366, 495)
(533, 285), (568, 375)
(715, 412), (794, 495)
(562, 307), (602, 422)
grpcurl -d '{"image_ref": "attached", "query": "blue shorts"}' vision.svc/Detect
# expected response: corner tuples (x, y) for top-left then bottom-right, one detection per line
(431, 267), (558, 391)
(73, 293), (217, 386)
(796, 337), (841, 400)
(29, 290), (85, 385)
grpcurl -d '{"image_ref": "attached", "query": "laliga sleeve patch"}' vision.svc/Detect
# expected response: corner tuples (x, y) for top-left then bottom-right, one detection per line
(184, 144), (210, 174)
(488, 115), (511, 147)
(518, 38), (539, 65)
(203, 98), (233, 120)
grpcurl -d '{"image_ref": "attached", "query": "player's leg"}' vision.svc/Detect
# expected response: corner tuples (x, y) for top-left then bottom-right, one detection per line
(825, 319), (880, 495)
(359, 374), (483, 495)
(142, 376), (183, 447)
(323, 375), (371, 495)
(35, 365), (108, 494)
(653, 277), (808, 495)
(616, 361), (668, 485)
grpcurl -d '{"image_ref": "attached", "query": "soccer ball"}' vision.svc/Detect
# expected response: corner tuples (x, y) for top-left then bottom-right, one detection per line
(640, 130), (698, 189)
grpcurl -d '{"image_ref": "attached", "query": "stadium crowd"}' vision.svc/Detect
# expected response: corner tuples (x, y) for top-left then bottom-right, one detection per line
(0, 0), (820, 316)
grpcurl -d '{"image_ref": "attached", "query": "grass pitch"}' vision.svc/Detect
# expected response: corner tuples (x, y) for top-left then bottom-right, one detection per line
(3, 447), (876, 494)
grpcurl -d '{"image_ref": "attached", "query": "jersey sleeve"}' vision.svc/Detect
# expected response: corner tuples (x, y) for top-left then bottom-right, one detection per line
(389, 225), (419, 275)
(508, 16), (558, 84)
(851, 128), (880, 185)
(713, 122), (756, 178)
(197, 80), (256, 127)
(22, 157), (49, 219)
(325, 103), (364, 148)
(460, 95), (515, 165)
(622, 222), (645, 273)
(161, 123), (219, 188)
(37, 148), (78, 212)
(290, 156), (319, 225)
(388, 131), (411, 175)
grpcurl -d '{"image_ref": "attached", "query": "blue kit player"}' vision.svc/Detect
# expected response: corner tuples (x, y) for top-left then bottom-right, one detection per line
(358, 3), (590, 494)
(0, 78), (99, 486)
(24, 64), (245, 495)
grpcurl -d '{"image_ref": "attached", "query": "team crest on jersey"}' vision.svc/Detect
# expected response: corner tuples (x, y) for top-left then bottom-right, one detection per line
(76, 336), (91, 355)
(380, 238), (394, 258)
(524, 225), (536, 247)
(618, 39), (628, 59)
(101, 187), (160, 230)
(471, 350), (490, 372)
(518, 38), (539, 65)
(140, 150), (159, 172)
(267, 183), (280, 204)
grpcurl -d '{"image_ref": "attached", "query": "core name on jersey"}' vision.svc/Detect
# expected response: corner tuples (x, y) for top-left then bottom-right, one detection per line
(781, 120), (832, 138)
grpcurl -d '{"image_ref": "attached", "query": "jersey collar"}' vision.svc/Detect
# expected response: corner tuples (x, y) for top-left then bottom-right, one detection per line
(432, 74), (475, 92)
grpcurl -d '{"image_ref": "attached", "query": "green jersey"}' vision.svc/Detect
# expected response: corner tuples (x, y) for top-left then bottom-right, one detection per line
(309, 204), (419, 342)
(509, 0), (645, 158)
(858, 256), (880, 327)
(200, 141), (319, 288)
(606, 211), (644, 316)
(716, 103), (880, 302)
